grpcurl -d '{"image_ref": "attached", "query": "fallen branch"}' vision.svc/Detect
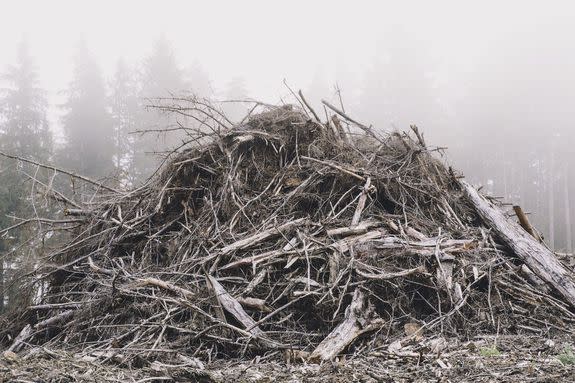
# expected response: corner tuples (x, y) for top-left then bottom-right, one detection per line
(351, 177), (372, 226)
(8, 310), (75, 352)
(513, 205), (542, 242)
(462, 180), (575, 308)
(206, 275), (279, 348)
(0, 151), (120, 193)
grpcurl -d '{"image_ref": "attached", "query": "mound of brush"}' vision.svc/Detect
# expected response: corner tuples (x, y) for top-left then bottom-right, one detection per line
(3, 97), (574, 365)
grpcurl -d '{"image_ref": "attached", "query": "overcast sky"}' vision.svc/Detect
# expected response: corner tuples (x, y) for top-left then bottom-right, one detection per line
(1, 0), (574, 137)
(1, 1), (570, 95)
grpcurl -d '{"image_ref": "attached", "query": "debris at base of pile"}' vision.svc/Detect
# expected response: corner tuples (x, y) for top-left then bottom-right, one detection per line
(1, 96), (574, 369)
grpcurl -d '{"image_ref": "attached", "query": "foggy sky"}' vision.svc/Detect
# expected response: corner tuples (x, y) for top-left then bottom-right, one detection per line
(1, 0), (575, 140)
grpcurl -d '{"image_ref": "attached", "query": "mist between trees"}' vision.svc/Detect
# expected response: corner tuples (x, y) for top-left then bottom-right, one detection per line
(0, 31), (574, 313)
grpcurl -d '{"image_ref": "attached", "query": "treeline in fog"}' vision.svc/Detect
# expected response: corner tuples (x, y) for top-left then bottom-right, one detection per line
(0, 38), (249, 310)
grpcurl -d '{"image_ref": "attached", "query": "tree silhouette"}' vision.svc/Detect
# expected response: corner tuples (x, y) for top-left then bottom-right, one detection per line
(110, 58), (139, 185)
(0, 40), (52, 311)
(60, 41), (114, 180)
(132, 37), (187, 182)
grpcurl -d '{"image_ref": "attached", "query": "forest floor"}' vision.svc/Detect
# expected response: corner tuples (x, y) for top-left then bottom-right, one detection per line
(2, 335), (574, 382)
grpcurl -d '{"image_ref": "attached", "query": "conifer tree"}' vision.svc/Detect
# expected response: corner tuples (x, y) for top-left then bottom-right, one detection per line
(0, 40), (52, 311)
(60, 41), (114, 180)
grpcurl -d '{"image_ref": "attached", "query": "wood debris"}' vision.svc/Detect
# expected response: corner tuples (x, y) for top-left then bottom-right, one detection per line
(1, 97), (574, 369)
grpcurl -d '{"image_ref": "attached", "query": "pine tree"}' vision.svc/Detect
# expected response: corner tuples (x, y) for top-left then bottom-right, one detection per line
(60, 41), (114, 180)
(0, 40), (51, 159)
(0, 40), (52, 311)
(110, 59), (139, 185)
(132, 37), (186, 182)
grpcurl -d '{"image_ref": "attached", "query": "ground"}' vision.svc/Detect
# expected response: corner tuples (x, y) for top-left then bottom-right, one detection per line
(1, 335), (574, 382)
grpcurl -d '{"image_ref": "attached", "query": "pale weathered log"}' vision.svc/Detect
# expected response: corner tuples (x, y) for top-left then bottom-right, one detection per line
(326, 219), (380, 237)
(462, 180), (575, 307)
(7, 325), (32, 353)
(219, 218), (306, 256)
(309, 289), (384, 361)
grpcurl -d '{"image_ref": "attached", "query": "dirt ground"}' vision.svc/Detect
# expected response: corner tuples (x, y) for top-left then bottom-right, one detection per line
(1, 335), (574, 382)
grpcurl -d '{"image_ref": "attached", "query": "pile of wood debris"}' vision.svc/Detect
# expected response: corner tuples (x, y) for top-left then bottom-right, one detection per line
(1, 96), (574, 371)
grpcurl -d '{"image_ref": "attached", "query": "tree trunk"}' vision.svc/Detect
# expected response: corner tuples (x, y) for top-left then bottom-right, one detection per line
(461, 180), (575, 308)
(564, 168), (573, 253)
(548, 152), (555, 249)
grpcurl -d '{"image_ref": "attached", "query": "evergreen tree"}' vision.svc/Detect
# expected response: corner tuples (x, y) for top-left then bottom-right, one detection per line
(0, 40), (51, 159)
(60, 41), (114, 180)
(0, 40), (52, 311)
(132, 37), (186, 182)
(186, 61), (213, 99)
(110, 59), (139, 185)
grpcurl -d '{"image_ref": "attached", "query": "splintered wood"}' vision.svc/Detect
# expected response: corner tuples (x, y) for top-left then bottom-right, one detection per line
(309, 289), (384, 361)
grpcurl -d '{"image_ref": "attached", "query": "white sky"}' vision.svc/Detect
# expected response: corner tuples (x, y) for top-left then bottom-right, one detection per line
(1, 0), (574, 129)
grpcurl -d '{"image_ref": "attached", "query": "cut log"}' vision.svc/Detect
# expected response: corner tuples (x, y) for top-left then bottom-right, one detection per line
(309, 289), (383, 361)
(461, 181), (575, 308)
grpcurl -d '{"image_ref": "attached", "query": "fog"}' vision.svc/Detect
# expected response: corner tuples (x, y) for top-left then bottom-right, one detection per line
(2, 0), (575, 250)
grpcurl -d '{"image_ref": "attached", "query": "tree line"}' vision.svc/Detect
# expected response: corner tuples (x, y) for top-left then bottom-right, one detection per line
(0, 38), (248, 311)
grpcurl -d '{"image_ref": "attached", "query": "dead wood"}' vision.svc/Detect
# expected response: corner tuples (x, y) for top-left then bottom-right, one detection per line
(2, 98), (574, 367)
(462, 180), (575, 307)
(309, 289), (384, 361)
